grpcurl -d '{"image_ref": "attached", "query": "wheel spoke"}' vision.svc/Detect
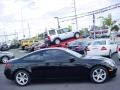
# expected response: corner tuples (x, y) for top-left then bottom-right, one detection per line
(16, 72), (29, 85)
(92, 68), (107, 83)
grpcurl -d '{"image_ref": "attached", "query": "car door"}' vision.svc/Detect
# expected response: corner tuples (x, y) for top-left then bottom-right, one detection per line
(57, 29), (67, 40)
(46, 49), (87, 78)
(62, 28), (74, 39)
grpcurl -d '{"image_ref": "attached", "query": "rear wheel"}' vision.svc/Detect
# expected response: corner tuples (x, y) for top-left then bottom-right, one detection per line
(74, 33), (80, 38)
(54, 38), (61, 45)
(90, 66), (108, 83)
(14, 70), (31, 86)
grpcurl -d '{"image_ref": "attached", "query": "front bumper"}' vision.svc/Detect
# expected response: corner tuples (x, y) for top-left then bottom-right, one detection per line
(118, 53), (120, 59)
(108, 68), (117, 78)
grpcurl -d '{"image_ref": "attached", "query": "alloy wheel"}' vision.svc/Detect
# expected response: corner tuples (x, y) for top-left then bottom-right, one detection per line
(15, 71), (30, 86)
(91, 67), (107, 83)
(75, 33), (80, 38)
(1, 56), (9, 64)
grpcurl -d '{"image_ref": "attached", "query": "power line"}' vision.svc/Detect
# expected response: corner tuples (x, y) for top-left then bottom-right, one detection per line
(60, 3), (120, 22)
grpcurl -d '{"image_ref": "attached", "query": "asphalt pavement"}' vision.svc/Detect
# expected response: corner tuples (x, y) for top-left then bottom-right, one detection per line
(0, 49), (120, 90)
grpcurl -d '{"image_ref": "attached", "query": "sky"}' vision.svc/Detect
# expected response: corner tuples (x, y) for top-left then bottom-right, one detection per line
(0, 0), (120, 41)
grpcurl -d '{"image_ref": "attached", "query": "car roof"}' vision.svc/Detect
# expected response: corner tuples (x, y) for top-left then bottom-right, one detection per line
(20, 47), (67, 58)
(28, 47), (68, 54)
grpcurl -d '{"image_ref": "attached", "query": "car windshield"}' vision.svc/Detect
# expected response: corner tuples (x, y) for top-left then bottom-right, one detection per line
(49, 30), (56, 35)
(64, 48), (82, 58)
(92, 40), (106, 45)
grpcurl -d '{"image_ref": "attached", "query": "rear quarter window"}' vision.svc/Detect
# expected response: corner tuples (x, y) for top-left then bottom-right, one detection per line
(49, 30), (56, 35)
(92, 40), (106, 45)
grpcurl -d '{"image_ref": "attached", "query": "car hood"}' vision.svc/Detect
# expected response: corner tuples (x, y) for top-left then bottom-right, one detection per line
(82, 55), (107, 60)
(82, 55), (116, 65)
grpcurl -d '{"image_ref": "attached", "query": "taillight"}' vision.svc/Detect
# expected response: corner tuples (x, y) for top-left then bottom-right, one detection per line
(118, 48), (120, 51)
(101, 47), (107, 50)
(5, 63), (12, 69)
(75, 46), (80, 50)
(48, 36), (51, 40)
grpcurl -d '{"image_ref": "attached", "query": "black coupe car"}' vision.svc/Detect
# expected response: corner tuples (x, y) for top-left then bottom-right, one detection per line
(4, 48), (117, 86)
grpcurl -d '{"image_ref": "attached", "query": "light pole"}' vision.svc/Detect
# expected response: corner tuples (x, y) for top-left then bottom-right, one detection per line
(21, 8), (25, 38)
(73, 0), (78, 31)
(27, 22), (31, 38)
(93, 13), (96, 39)
(54, 17), (60, 29)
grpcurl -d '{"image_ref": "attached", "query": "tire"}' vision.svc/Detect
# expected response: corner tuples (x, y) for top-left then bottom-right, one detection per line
(1, 56), (9, 64)
(24, 46), (28, 50)
(14, 70), (31, 86)
(22, 46), (25, 50)
(90, 66), (108, 84)
(54, 38), (61, 45)
(74, 33), (80, 39)
(108, 50), (112, 58)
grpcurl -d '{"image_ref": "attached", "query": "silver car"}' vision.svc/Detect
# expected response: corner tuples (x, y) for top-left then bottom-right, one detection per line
(0, 51), (14, 63)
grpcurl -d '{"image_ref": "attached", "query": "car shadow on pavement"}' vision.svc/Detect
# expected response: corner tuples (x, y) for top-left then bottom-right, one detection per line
(31, 78), (91, 85)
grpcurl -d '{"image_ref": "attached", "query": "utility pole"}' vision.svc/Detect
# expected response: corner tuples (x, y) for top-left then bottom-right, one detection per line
(54, 17), (60, 29)
(27, 22), (31, 38)
(14, 30), (18, 40)
(93, 13), (96, 39)
(21, 8), (25, 38)
(73, 0), (78, 31)
(4, 31), (7, 43)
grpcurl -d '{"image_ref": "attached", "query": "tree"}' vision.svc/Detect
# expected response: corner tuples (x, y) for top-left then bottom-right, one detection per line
(80, 28), (89, 35)
(99, 14), (116, 28)
(111, 25), (119, 32)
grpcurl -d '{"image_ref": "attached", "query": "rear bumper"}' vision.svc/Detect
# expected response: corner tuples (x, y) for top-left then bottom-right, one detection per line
(4, 69), (13, 80)
(87, 51), (109, 56)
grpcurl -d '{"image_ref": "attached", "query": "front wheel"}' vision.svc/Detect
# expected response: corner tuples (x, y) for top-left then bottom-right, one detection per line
(90, 66), (108, 83)
(14, 70), (31, 86)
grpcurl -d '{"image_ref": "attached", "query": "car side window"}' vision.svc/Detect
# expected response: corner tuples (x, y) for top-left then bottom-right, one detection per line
(22, 53), (42, 61)
(63, 28), (70, 33)
(57, 29), (64, 34)
(49, 30), (56, 35)
(42, 49), (73, 62)
(109, 40), (115, 45)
